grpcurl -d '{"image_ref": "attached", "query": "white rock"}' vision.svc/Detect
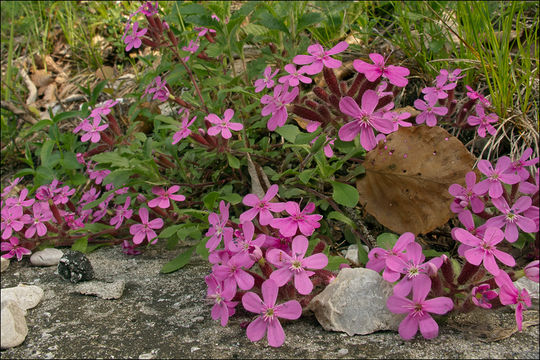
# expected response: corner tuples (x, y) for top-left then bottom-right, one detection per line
(30, 248), (64, 266)
(74, 280), (125, 300)
(1, 257), (9, 272)
(514, 277), (539, 307)
(308, 268), (404, 336)
(343, 244), (369, 265)
(1, 284), (44, 311)
(1, 300), (28, 349)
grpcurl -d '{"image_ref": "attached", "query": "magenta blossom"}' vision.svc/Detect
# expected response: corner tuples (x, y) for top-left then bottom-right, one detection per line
(129, 207), (163, 245)
(386, 242), (443, 296)
(261, 85), (299, 131)
(148, 185), (185, 209)
(448, 171), (485, 214)
(270, 201), (322, 238)
(266, 235), (328, 295)
(254, 66), (279, 93)
(338, 91), (394, 151)
(124, 21), (147, 52)
(486, 196), (537, 242)
(466, 85), (491, 107)
(278, 64), (312, 87)
(310, 135), (335, 158)
(293, 41), (348, 75)
(206, 201), (234, 252)
(172, 111), (196, 145)
(1, 177), (22, 199)
(205, 274), (237, 327)
(495, 271), (532, 331)
(242, 279), (302, 347)
(519, 169), (539, 194)
(53, 186), (75, 205)
(110, 197), (133, 230)
(471, 284), (498, 309)
(239, 184), (286, 226)
(506, 147), (539, 181)
(213, 252), (255, 293)
(366, 232), (415, 282)
(452, 210), (488, 257)
(194, 26), (216, 38)
(25, 202), (53, 238)
(226, 222), (266, 263)
(81, 117), (109, 143)
(474, 157), (521, 199)
(421, 72), (456, 100)
(383, 110), (412, 132)
(353, 53), (410, 87)
(89, 100), (118, 120)
(182, 39), (199, 54)
(121, 240), (141, 255)
(143, 76), (170, 102)
(387, 278), (453, 340)
(5, 188), (34, 210)
(440, 69), (464, 83)
(206, 109), (243, 139)
(1, 236), (31, 261)
(414, 95), (448, 127)
(467, 104), (498, 138)
(453, 227), (515, 276)
(523, 260), (539, 283)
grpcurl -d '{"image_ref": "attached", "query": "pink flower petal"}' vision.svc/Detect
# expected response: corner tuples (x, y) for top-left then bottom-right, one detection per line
(302, 253), (328, 269)
(418, 315), (439, 339)
(262, 279), (279, 306)
(294, 271), (313, 295)
(242, 291), (264, 313)
(269, 266), (292, 287)
(267, 318), (285, 347)
(246, 316), (267, 342)
(399, 315), (419, 340)
(274, 300), (302, 320)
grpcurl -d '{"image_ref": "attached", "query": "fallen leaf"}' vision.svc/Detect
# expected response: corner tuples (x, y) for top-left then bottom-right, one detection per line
(356, 125), (475, 235)
(30, 69), (53, 88)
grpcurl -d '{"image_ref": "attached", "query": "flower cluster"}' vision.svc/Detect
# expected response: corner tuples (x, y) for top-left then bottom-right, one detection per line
(203, 186), (332, 347)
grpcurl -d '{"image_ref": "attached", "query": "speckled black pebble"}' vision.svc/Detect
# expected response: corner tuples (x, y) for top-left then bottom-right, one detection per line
(57, 250), (94, 283)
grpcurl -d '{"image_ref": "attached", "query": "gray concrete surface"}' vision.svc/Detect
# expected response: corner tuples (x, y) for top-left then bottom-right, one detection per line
(1, 243), (538, 359)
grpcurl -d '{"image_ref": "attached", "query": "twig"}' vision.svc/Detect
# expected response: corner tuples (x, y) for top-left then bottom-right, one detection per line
(16, 65), (37, 105)
(0, 100), (38, 125)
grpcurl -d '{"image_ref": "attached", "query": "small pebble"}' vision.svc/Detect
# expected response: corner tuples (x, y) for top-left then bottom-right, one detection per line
(31, 248), (64, 267)
(191, 347), (200, 353)
(338, 348), (349, 356)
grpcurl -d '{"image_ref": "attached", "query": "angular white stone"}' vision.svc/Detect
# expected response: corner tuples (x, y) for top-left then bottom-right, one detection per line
(308, 268), (404, 335)
(1, 284), (44, 311)
(342, 244), (369, 265)
(1, 257), (9, 272)
(30, 248), (64, 266)
(1, 300), (28, 349)
(74, 280), (125, 300)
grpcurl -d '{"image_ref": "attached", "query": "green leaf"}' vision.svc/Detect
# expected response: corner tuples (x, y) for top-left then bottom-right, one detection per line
(160, 246), (195, 273)
(227, 153), (241, 169)
(82, 190), (115, 210)
(298, 12), (325, 31)
(203, 191), (221, 210)
(275, 124), (300, 143)
(331, 181), (359, 207)
(154, 114), (181, 126)
(311, 134), (327, 154)
(61, 152), (82, 170)
(512, 231), (535, 250)
(298, 169), (315, 184)
(196, 237), (209, 260)
(219, 193), (242, 205)
(24, 119), (53, 135)
(159, 225), (183, 239)
(257, 11), (289, 33)
(422, 249), (449, 258)
(327, 211), (356, 228)
(40, 139), (55, 167)
(13, 168), (35, 178)
(85, 243), (111, 253)
(325, 255), (348, 271)
(103, 169), (133, 188)
(90, 80), (108, 105)
(71, 237), (88, 252)
(91, 152), (130, 168)
(295, 128), (321, 144)
(376, 233), (399, 250)
(53, 111), (82, 124)
(357, 241), (369, 265)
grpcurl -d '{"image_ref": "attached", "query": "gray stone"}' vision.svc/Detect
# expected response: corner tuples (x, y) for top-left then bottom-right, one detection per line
(57, 250), (94, 283)
(1, 257), (9, 272)
(30, 248), (64, 267)
(308, 267), (404, 336)
(1, 300), (28, 349)
(1, 284), (44, 311)
(73, 280), (125, 300)
(342, 244), (369, 265)
(514, 277), (539, 307)
(337, 348), (349, 356)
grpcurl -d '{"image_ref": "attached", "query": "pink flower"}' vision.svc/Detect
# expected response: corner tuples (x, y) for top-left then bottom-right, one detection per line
(194, 26), (216, 38)
(81, 117), (109, 143)
(453, 227), (515, 276)
(182, 39), (199, 54)
(375, 81), (393, 98)
(5, 188), (34, 210)
(148, 185), (185, 209)
(1, 177), (22, 199)
(310, 136), (335, 158)
(1, 236), (31, 261)
(254, 66), (279, 93)
(124, 21), (148, 52)
(206, 109), (243, 139)
(486, 196), (537, 242)
(524, 260), (539, 283)
(353, 53), (410, 87)
(467, 104), (498, 138)
(471, 284), (498, 309)
(25, 202), (53, 238)
(293, 41), (348, 75)
(110, 197), (133, 229)
(205, 274), (237, 326)
(206, 201), (234, 252)
(506, 147), (539, 181)
(129, 207), (163, 245)
(242, 279), (302, 347)
(414, 95), (448, 127)
(172, 111), (196, 145)
(440, 69), (464, 83)
(53, 186), (75, 205)
(88, 168), (111, 185)
(270, 201), (322, 238)
(421, 72), (456, 100)
(121, 240), (141, 255)
(140, 1), (158, 16)
(278, 64), (312, 87)
(226, 221), (266, 263)
(519, 169), (539, 194)
(383, 110), (412, 132)
(143, 76), (170, 102)
(386, 242), (443, 296)
(474, 157), (521, 199)
(338, 91), (394, 151)
(213, 252), (255, 292)
(495, 271), (532, 331)
(448, 171), (485, 214)
(466, 85), (491, 107)
(387, 278), (453, 340)
(239, 184), (286, 226)
(266, 235), (328, 295)
(366, 232), (415, 282)
(452, 210), (487, 257)
(261, 85), (299, 131)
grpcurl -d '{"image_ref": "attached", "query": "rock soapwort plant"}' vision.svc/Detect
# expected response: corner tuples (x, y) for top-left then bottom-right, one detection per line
(1, 0), (538, 348)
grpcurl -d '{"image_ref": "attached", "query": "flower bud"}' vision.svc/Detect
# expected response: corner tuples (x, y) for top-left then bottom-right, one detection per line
(524, 260), (539, 283)
(249, 245), (263, 262)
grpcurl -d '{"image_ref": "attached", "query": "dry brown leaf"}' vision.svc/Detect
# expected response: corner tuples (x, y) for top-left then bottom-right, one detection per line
(30, 69), (54, 88)
(96, 66), (116, 81)
(356, 125), (475, 235)
(43, 83), (57, 103)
